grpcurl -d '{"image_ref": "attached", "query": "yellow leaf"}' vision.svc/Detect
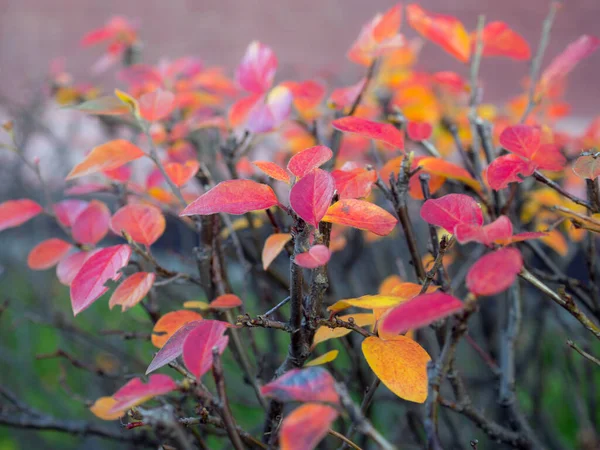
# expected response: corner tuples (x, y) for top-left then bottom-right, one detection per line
(312, 313), (374, 347)
(305, 350), (339, 367)
(89, 397), (123, 420)
(114, 88), (140, 117)
(328, 295), (408, 313)
(183, 300), (211, 310)
(362, 335), (430, 403)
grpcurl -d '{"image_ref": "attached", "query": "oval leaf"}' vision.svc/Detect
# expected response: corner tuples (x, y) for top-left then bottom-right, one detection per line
(0, 199), (43, 232)
(108, 272), (155, 311)
(295, 245), (331, 269)
(27, 238), (73, 270)
(53, 199), (88, 227)
(107, 374), (178, 416)
(210, 294), (243, 310)
(72, 200), (111, 245)
(406, 121), (433, 141)
(110, 203), (166, 246)
(138, 89), (175, 122)
(305, 350), (339, 367)
(261, 367), (339, 404)
(253, 161), (291, 184)
(332, 116), (404, 150)
(146, 320), (203, 374)
(287, 145), (333, 178)
(164, 161), (200, 187)
(151, 310), (203, 348)
(466, 248), (523, 296)
(420, 193), (483, 233)
(322, 199), (398, 236)
(66, 139), (146, 180)
(289, 169), (335, 227)
(262, 233), (292, 270)
(454, 215), (513, 246)
(182, 320), (230, 378)
(280, 403), (338, 450)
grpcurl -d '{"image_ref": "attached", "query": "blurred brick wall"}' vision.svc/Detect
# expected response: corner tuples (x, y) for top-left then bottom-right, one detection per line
(1, 0), (600, 116)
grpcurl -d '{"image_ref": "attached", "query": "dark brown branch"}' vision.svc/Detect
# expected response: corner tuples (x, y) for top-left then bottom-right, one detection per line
(533, 171), (591, 210)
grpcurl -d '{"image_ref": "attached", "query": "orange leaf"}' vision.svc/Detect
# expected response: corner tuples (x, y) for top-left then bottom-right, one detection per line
(110, 203), (166, 246)
(332, 116), (404, 150)
(253, 161), (291, 184)
(362, 335), (430, 403)
(66, 139), (146, 180)
(0, 199), (43, 232)
(109, 272), (155, 311)
(89, 396), (123, 421)
(210, 294), (243, 310)
(151, 310), (203, 348)
(280, 403), (338, 450)
(480, 21), (531, 60)
(416, 157), (481, 191)
(138, 89), (175, 122)
(313, 313), (374, 346)
(164, 161), (200, 187)
(322, 199), (397, 236)
(262, 233), (292, 270)
(406, 4), (471, 63)
(27, 238), (73, 270)
(331, 165), (377, 199)
(181, 180), (279, 216)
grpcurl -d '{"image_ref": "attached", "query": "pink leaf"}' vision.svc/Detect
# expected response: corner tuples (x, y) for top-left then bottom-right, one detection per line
(295, 245), (331, 269)
(332, 116), (404, 150)
(138, 89), (175, 122)
(406, 121), (433, 141)
(235, 41), (277, 94)
(109, 272), (155, 311)
(71, 200), (111, 245)
(108, 374), (177, 415)
(260, 367), (339, 404)
(541, 35), (600, 88)
(420, 194), (483, 232)
(486, 154), (536, 190)
(289, 169), (335, 227)
(146, 320), (203, 374)
(53, 199), (88, 227)
(454, 215), (513, 246)
(182, 320), (230, 378)
(287, 146), (333, 178)
(0, 199), (43, 232)
(466, 248), (523, 296)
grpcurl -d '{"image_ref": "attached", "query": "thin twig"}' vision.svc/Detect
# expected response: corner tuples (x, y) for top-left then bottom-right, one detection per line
(567, 339), (600, 367)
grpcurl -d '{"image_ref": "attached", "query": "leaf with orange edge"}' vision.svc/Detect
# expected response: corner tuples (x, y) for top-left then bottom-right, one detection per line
(416, 157), (481, 191)
(420, 193), (483, 233)
(573, 153), (600, 180)
(479, 21), (531, 60)
(210, 294), (243, 310)
(253, 161), (291, 184)
(181, 180), (279, 216)
(0, 199), (43, 232)
(70, 244), (131, 315)
(389, 282), (438, 298)
(163, 161), (200, 187)
(89, 396), (123, 421)
(114, 89), (140, 116)
(262, 233), (291, 270)
(305, 350), (339, 367)
(146, 320), (204, 373)
(72, 200), (111, 245)
(66, 139), (146, 180)
(322, 199), (398, 236)
(151, 310), (203, 348)
(541, 35), (600, 90)
(406, 4), (471, 63)
(287, 146), (333, 178)
(378, 274), (403, 295)
(110, 203), (166, 246)
(466, 248), (523, 296)
(289, 169), (335, 227)
(328, 294), (408, 313)
(53, 199), (88, 227)
(182, 320), (230, 378)
(235, 41), (277, 94)
(378, 292), (464, 337)
(69, 96), (129, 116)
(454, 215), (513, 246)
(138, 89), (175, 122)
(107, 374), (178, 416)
(108, 272), (155, 311)
(312, 313), (374, 347)
(27, 238), (72, 270)
(283, 80), (326, 117)
(406, 121), (433, 141)
(261, 367), (339, 404)
(332, 116), (404, 150)
(280, 403), (339, 450)
(362, 335), (430, 403)
(295, 245), (331, 269)
(331, 165), (377, 199)
(486, 154), (537, 190)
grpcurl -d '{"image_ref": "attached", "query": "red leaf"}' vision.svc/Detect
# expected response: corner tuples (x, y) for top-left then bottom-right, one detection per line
(295, 245), (331, 269)
(209, 294), (243, 310)
(182, 320), (230, 378)
(0, 199), (43, 232)
(499, 125), (540, 160)
(289, 169), (335, 227)
(27, 238), (73, 270)
(102, 164), (132, 182)
(322, 199), (398, 236)
(235, 41), (277, 94)
(420, 194), (483, 232)
(261, 367), (339, 404)
(164, 161), (200, 187)
(110, 204), (166, 246)
(109, 272), (155, 311)
(332, 116), (404, 150)
(151, 310), (203, 348)
(480, 21), (531, 60)
(378, 292), (464, 336)
(486, 154), (536, 190)
(56, 250), (93, 286)
(253, 161), (291, 184)
(406, 121), (433, 141)
(454, 215), (513, 246)
(466, 248), (523, 296)
(108, 374), (177, 415)
(66, 140), (146, 180)
(331, 165), (377, 199)
(328, 78), (366, 110)
(541, 35), (600, 89)
(146, 320), (203, 374)
(280, 404), (338, 450)
(71, 200), (111, 245)
(138, 89), (175, 122)
(181, 180), (279, 216)
(287, 146), (333, 178)
(53, 199), (88, 227)
(70, 244), (132, 315)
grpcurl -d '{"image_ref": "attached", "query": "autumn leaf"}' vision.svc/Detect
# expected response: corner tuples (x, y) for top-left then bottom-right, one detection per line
(480, 21), (531, 60)
(305, 350), (339, 367)
(138, 89), (175, 122)
(499, 124), (565, 171)
(69, 96), (130, 116)
(312, 313), (374, 346)
(466, 248), (523, 296)
(235, 41), (277, 94)
(182, 320), (230, 378)
(56, 251), (93, 286)
(420, 193), (483, 233)
(416, 157), (481, 191)
(53, 199), (89, 227)
(295, 245), (331, 269)
(181, 180), (279, 216)
(486, 154), (536, 190)
(146, 320), (203, 373)
(280, 403), (339, 450)
(164, 160), (200, 187)
(289, 169), (335, 227)
(261, 367), (339, 404)
(27, 238), (72, 270)
(454, 215), (513, 246)
(322, 199), (398, 236)
(209, 294), (243, 310)
(253, 161), (291, 184)
(332, 116), (404, 150)
(89, 397), (123, 421)
(107, 374), (178, 416)
(328, 294), (409, 313)
(70, 245), (131, 315)
(573, 153), (600, 180)
(110, 204), (166, 246)
(287, 145), (333, 178)
(331, 165), (377, 199)
(406, 121), (433, 141)
(262, 233), (292, 270)
(0, 199), (43, 232)
(108, 272), (155, 311)
(71, 200), (111, 245)
(362, 335), (430, 403)
(540, 35), (600, 90)
(66, 139), (146, 180)
(151, 310), (203, 348)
